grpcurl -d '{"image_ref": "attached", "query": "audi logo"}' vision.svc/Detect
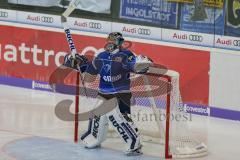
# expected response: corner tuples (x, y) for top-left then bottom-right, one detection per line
(0, 11), (8, 18)
(88, 22), (102, 29)
(138, 28), (151, 35)
(41, 16), (54, 23)
(189, 35), (203, 42)
(233, 40), (240, 47)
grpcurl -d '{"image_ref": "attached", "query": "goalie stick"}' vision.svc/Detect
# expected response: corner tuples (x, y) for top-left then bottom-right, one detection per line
(62, 0), (81, 18)
(61, 0), (82, 58)
(61, 0), (85, 143)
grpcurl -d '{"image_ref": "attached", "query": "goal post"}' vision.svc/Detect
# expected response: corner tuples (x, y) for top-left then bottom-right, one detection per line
(74, 72), (80, 143)
(73, 66), (208, 159)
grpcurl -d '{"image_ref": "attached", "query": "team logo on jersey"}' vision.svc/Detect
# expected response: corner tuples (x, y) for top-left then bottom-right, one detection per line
(103, 64), (111, 73)
(128, 55), (134, 61)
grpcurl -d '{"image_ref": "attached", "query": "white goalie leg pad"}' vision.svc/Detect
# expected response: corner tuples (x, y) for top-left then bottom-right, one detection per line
(106, 106), (141, 152)
(81, 115), (108, 148)
(80, 96), (110, 148)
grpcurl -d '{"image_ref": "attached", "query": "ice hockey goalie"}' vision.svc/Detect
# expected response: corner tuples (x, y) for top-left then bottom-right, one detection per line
(64, 32), (153, 156)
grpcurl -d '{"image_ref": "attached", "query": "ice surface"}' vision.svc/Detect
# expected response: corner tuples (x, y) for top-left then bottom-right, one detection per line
(0, 85), (239, 160)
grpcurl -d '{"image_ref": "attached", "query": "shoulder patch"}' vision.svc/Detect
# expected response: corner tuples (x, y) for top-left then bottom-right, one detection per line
(128, 55), (134, 61)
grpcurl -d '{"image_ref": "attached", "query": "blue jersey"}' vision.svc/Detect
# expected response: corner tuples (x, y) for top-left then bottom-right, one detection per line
(86, 49), (136, 94)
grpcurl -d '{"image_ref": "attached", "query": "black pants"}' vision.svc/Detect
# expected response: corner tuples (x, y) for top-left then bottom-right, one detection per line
(98, 92), (132, 114)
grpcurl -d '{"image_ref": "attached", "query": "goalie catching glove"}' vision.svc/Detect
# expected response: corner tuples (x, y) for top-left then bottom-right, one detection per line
(133, 55), (153, 73)
(63, 54), (88, 71)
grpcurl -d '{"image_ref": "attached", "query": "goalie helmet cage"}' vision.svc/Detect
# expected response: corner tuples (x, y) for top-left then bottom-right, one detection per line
(73, 66), (208, 159)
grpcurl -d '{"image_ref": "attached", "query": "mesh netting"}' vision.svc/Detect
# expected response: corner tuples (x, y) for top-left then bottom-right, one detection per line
(76, 67), (208, 158)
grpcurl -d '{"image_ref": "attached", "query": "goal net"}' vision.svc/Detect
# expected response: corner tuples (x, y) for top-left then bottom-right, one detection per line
(73, 66), (208, 159)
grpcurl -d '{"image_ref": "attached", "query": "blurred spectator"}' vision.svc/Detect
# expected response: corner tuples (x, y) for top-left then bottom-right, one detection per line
(60, 0), (111, 13)
(8, 0), (59, 7)
(8, 0), (111, 13)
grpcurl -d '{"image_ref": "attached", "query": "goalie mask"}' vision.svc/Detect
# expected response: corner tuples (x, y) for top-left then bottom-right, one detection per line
(105, 32), (124, 52)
